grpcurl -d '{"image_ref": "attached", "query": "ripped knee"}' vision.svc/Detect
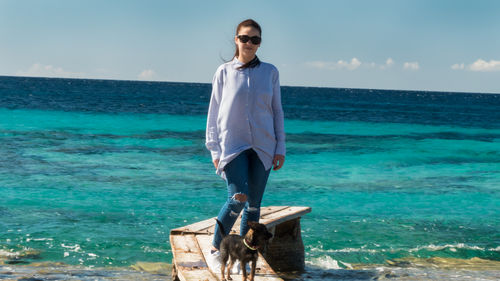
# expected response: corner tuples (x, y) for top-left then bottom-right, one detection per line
(232, 193), (247, 203)
(229, 193), (247, 217)
(247, 206), (259, 212)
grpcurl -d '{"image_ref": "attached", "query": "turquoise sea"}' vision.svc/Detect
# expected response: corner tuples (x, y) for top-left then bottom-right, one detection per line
(0, 76), (499, 280)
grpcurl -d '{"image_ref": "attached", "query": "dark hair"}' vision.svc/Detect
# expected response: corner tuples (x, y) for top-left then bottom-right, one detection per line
(233, 19), (261, 70)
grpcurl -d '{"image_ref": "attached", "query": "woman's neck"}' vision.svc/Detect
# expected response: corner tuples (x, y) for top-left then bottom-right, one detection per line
(238, 54), (256, 64)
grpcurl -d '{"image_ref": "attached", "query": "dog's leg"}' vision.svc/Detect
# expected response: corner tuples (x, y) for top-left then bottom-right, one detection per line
(249, 259), (257, 281)
(220, 253), (228, 281)
(241, 261), (247, 281)
(221, 262), (226, 281)
(227, 258), (233, 281)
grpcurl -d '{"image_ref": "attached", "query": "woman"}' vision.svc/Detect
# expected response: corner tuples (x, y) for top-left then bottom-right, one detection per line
(205, 19), (286, 270)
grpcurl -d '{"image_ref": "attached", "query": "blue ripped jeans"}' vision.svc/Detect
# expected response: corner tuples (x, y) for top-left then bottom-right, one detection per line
(212, 149), (271, 250)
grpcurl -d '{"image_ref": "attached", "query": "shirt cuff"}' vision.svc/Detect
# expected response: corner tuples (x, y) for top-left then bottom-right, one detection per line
(275, 142), (286, 156)
(210, 149), (221, 160)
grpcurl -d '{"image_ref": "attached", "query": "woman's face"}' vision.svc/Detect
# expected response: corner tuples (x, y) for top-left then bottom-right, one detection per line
(234, 26), (261, 58)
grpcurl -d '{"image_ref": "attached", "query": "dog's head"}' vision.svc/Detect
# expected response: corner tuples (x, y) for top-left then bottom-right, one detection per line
(245, 222), (273, 249)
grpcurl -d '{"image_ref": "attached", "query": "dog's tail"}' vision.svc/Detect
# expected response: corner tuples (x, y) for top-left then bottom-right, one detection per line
(215, 219), (226, 238)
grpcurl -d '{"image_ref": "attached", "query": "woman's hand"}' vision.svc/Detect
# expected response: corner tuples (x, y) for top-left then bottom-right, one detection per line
(273, 154), (285, 171)
(213, 159), (220, 169)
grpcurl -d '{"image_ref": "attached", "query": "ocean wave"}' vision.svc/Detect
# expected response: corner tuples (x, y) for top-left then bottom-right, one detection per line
(0, 249), (19, 258)
(306, 255), (353, 269)
(61, 243), (82, 252)
(0, 248), (41, 260)
(309, 242), (492, 255)
(408, 243), (487, 252)
(28, 237), (54, 242)
(141, 245), (167, 253)
(310, 246), (380, 253)
(489, 246), (500, 251)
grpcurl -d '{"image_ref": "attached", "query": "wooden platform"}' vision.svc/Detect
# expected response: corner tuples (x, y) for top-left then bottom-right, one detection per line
(170, 206), (311, 281)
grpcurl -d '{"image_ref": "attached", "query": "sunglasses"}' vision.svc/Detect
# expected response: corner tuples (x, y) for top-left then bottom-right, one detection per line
(237, 35), (261, 45)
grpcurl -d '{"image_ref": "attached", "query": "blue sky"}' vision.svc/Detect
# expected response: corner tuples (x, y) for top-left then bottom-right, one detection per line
(1, 0), (499, 93)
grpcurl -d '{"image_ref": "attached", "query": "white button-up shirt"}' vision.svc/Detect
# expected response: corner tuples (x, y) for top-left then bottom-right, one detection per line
(205, 57), (286, 178)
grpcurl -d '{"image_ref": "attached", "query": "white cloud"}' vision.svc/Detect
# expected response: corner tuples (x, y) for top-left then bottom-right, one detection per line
(380, 58), (394, 70)
(403, 62), (419, 70)
(306, 61), (329, 69)
(338, 58), (362, 70)
(366, 62), (376, 68)
(306, 58), (421, 71)
(138, 69), (156, 80)
(16, 63), (83, 78)
(306, 57), (362, 71)
(451, 63), (465, 70)
(450, 59), (500, 72)
(469, 59), (500, 72)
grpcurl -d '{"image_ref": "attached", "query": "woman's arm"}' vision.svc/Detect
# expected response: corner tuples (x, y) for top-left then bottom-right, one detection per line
(272, 68), (286, 170)
(205, 68), (223, 164)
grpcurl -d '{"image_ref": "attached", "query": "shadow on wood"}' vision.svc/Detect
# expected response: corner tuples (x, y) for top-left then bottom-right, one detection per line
(264, 217), (305, 272)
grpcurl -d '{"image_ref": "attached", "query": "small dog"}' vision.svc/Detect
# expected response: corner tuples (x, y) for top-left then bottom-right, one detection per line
(215, 219), (273, 281)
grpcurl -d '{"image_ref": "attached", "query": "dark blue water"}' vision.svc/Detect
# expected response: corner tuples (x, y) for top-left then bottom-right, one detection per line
(1, 76), (499, 128)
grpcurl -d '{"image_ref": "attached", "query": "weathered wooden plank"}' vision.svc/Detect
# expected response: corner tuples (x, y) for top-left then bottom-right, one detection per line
(231, 206), (290, 234)
(260, 206), (310, 219)
(260, 207), (311, 229)
(171, 218), (217, 234)
(196, 234), (283, 281)
(173, 206), (291, 235)
(260, 206), (291, 216)
(212, 206), (291, 235)
(170, 234), (219, 281)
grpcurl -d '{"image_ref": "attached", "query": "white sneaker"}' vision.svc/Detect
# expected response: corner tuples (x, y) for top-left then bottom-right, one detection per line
(207, 251), (250, 274)
(207, 251), (242, 275)
(206, 250), (221, 273)
(221, 258), (241, 274)
(230, 260), (250, 274)
(231, 259), (241, 274)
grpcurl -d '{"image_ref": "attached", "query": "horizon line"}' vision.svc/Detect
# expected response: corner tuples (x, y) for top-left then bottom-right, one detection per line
(1, 74), (499, 96)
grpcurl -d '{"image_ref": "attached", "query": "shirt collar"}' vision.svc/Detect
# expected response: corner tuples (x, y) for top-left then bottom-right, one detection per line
(233, 56), (244, 66)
